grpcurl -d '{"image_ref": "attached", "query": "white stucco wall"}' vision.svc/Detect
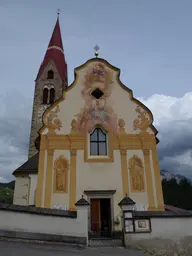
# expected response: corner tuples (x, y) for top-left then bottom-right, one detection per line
(76, 150), (123, 220)
(125, 217), (192, 251)
(0, 206), (89, 242)
(13, 177), (30, 206)
(29, 174), (37, 205)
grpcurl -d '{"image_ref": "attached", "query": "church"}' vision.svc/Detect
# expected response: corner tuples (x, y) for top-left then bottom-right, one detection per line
(12, 16), (164, 234)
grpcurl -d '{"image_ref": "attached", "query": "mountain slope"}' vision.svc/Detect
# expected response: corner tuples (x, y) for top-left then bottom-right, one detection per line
(160, 170), (192, 184)
(0, 180), (15, 190)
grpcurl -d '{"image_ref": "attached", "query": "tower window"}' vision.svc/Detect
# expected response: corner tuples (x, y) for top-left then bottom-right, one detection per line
(47, 70), (54, 79)
(42, 88), (49, 104)
(49, 88), (55, 104)
(90, 128), (107, 156)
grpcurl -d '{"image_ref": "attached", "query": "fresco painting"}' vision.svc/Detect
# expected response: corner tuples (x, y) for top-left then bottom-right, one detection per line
(75, 63), (119, 134)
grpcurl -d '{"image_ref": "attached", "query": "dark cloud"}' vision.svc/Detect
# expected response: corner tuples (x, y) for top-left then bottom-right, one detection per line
(139, 93), (192, 180)
(157, 119), (192, 160)
(0, 90), (31, 182)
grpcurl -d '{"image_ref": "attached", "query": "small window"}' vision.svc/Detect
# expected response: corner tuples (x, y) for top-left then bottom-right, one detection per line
(42, 88), (49, 104)
(91, 88), (104, 99)
(49, 88), (55, 104)
(47, 70), (54, 79)
(90, 128), (107, 156)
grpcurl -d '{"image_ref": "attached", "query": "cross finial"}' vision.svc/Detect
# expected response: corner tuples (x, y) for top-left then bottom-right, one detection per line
(94, 45), (100, 57)
(57, 8), (60, 18)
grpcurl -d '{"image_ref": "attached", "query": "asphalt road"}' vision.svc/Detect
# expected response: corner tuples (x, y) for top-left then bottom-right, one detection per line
(0, 240), (144, 256)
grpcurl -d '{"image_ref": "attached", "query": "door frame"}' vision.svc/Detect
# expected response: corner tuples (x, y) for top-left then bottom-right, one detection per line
(84, 190), (116, 232)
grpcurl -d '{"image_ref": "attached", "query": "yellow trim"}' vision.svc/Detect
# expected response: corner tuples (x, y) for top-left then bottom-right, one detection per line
(120, 149), (129, 195)
(84, 127), (114, 163)
(28, 176), (31, 204)
(34, 189), (37, 205)
(46, 133), (155, 150)
(36, 136), (47, 207)
(151, 144), (165, 211)
(143, 149), (155, 210)
(69, 149), (77, 211)
(44, 149), (54, 208)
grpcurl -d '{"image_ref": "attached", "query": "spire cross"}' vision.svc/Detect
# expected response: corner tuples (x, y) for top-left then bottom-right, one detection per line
(57, 8), (60, 18)
(94, 45), (100, 57)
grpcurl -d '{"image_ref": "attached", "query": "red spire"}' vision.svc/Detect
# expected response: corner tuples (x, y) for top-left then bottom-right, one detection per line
(36, 17), (67, 81)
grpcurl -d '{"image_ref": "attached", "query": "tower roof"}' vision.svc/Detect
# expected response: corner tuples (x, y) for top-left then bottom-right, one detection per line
(36, 17), (67, 81)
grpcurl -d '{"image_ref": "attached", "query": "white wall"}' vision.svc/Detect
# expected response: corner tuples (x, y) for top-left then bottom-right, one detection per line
(13, 177), (30, 206)
(76, 150), (123, 220)
(29, 174), (37, 205)
(0, 206), (89, 244)
(124, 217), (192, 252)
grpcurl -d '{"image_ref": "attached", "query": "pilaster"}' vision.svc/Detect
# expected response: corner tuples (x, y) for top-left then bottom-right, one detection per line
(120, 149), (129, 195)
(36, 136), (47, 207)
(69, 149), (77, 211)
(143, 148), (155, 210)
(151, 144), (165, 210)
(44, 149), (54, 208)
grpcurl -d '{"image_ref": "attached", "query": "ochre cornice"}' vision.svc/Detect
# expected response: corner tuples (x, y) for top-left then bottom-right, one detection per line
(44, 133), (156, 150)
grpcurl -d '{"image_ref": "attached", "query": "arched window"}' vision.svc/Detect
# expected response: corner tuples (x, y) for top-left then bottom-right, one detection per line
(47, 70), (54, 79)
(42, 88), (49, 104)
(90, 128), (107, 156)
(49, 88), (55, 104)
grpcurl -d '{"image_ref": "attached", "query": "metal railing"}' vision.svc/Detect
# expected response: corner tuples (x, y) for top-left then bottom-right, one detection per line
(89, 220), (122, 239)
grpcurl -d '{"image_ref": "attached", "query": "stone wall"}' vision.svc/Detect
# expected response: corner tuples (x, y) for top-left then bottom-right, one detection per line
(0, 203), (89, 246)
(124, 212), (192, 255)
(28, 61), (67, 159)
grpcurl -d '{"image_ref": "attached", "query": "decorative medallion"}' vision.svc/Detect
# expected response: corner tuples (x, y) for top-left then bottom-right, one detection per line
(133, 106), (151, 133)
(44, 105), (62, 131)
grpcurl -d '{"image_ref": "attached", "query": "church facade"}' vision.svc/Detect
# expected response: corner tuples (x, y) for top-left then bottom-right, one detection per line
(13, 17), (164, 234)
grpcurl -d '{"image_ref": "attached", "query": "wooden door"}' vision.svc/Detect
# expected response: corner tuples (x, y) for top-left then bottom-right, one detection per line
(90, 199), (101, 232)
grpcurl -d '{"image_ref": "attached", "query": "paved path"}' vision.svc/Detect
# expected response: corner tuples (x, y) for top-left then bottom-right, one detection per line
(0, 240), (144, 256)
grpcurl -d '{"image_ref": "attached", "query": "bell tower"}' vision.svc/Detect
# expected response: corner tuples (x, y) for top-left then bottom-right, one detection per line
(28, 15), (68, 158)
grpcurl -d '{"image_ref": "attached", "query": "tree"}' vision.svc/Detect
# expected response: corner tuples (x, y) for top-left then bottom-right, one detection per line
(162, 178), (192, 210)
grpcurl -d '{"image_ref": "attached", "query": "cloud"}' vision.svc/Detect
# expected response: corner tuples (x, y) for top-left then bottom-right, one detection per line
(0, 90), (31, 182)
(138, 92), (192, 180)
(0, 88), (192, 182)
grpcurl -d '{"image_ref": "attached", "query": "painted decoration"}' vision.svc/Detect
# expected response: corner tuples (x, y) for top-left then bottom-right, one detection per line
(129, 155), (145, 192)
(54, 155), (68, 193)
(75, 62), (119, 134)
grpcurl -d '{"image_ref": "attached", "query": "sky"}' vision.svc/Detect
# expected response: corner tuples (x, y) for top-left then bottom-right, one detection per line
(0, 0), (192, 182)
